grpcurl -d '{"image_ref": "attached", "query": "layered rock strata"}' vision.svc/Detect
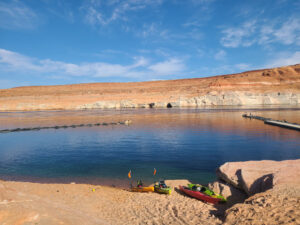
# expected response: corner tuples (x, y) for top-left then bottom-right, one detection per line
(0, 64), (299, 111)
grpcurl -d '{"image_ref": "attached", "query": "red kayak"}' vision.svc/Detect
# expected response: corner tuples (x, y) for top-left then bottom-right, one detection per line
(179, 185), (221, 204)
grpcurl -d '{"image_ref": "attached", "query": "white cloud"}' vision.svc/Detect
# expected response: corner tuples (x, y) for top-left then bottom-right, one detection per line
(138, 23), (169, 39)
(0, 48), (185, 80)
(220, 20), (257, 48)
(273, 18), (300, 45)
(148, 58), (185, 75)
(221, 17), (300, 48)
(0, 0), (39, 29)
(83, 0), (163, 26)
(214, 50), (226, 60)
(259, 18), (300, 46)
(266, 51), (300, 68)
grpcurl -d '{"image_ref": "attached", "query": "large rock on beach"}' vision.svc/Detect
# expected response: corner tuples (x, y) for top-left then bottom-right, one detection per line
(208, 181), (247, 206)
(217, 159), (300, 196)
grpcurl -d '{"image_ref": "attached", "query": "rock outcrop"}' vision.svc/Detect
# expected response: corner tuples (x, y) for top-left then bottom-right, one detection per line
(216, 159), (300, 225)
(0, 64), (300, 111)
(217, 159), (300, 196)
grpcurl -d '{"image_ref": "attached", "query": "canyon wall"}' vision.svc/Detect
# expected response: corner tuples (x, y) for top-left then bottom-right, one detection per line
(0, 64), (299, 111)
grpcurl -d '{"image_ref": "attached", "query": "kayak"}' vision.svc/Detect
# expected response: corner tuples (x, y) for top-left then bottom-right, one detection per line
(187, 184), (226, 203)
(154, 185), (172, 194)
(179, 185), (224, 204)
(154, 181), (172, 195)
(131, 186), (154, 192)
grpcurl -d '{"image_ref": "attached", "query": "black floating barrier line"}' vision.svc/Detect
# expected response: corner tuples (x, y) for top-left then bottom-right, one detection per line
(0, 130), (10, 133)
(0, 121), (130, 134)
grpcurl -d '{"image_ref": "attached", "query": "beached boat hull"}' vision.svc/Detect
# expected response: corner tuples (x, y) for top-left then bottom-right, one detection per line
(131, 186), (154, 192)
(187, 184), (226, 202)
(179, 186), (221, 204)
(154, 185), (172, 195)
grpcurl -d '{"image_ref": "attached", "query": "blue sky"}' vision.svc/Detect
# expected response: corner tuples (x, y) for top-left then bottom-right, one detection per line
(0, 0), (299, 89)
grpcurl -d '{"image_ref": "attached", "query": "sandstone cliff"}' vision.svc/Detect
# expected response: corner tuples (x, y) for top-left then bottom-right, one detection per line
(0, 64), (299, 111)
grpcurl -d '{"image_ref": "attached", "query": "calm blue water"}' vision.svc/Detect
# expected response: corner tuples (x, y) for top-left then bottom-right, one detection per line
(0, 108), (299, 186)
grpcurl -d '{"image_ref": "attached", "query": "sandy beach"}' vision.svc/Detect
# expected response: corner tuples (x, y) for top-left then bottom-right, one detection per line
(1, 160), (300, 225)
(0, 179), (221, 225)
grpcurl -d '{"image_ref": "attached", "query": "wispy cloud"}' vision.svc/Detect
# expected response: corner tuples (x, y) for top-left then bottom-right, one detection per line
(0, 0), (39, 29)
(214, 50), (227, 60)
(220, 16), (300, 48)
(0, 48), (185, 81)
(220, 20), (257, 48)
(148, 58), (185, 76)
(138, 23), (169, 39)
(259, 17), (300, 46)
(82, 0), (163, 26)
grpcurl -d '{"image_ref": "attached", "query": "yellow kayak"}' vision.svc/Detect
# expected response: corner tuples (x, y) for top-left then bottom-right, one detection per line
(131, 186), (154, 192)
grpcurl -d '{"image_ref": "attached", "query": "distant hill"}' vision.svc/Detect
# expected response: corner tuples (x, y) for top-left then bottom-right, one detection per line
(0, 64), (299, 111)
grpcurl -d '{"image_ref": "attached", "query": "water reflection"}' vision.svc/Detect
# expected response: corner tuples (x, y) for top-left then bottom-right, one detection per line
(0, 108), (299, 186)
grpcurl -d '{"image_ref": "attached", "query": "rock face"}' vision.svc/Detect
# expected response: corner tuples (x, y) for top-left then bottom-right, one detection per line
(217, 159), (300, 224)
(0, 64), (300, 111)
(217, 159), (300, 196)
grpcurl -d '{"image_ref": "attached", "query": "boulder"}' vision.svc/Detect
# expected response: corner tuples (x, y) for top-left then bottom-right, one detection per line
(217, 159), (300, 196)
(208, 181), (247, 206)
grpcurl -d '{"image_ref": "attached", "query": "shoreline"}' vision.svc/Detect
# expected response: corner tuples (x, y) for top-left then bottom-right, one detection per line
(1, 104), (300, 113)
(1, 159), (299, 224)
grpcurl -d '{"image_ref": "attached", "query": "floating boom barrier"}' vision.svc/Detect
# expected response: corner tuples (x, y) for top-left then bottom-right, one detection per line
(242, 114), (300, 131)
(0, 120), (132, 134)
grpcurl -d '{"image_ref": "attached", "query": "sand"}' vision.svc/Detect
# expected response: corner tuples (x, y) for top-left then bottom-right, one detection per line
(224, 184), (300, 225)
(0, 180), (221, 225)
(1, 159), (300, 225)
(1, 179), (300, 225)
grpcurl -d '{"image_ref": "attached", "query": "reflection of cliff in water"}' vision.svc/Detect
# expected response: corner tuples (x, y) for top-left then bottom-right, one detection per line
(0, 108), (299, 141)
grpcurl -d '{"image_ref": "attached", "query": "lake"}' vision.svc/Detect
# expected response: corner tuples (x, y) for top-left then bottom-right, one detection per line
(0, 107), (299, 187)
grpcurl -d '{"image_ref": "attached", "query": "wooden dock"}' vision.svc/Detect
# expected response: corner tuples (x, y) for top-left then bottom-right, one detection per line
(242, 114), (300, 131)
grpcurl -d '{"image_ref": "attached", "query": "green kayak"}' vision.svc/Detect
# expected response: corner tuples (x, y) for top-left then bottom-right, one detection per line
(154, 180), (172, 195)
(187, 184), (226, 203)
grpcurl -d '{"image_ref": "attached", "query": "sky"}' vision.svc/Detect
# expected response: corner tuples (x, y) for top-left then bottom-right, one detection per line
(0, 0), (299, 89)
